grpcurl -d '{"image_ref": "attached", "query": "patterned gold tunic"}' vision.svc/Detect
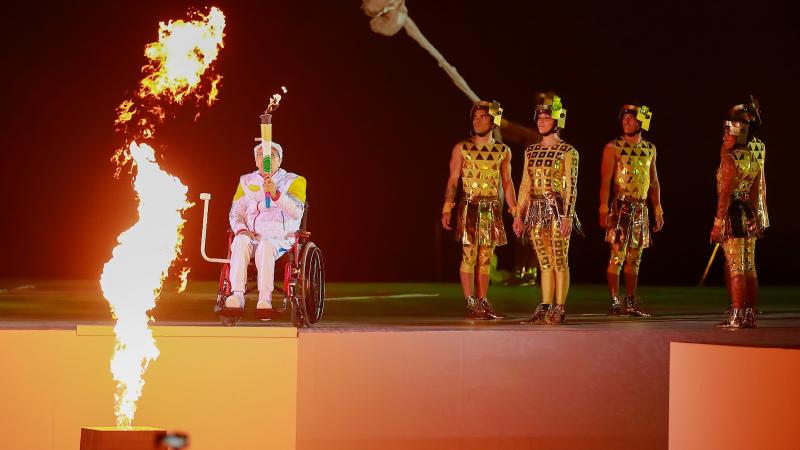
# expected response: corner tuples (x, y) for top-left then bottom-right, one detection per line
(717, 137), (768, 240)
(455, 139), (509, 247)
(716, 137), (768, 274)
(518, 141), (579, 271)
(606, 138), (655, 248)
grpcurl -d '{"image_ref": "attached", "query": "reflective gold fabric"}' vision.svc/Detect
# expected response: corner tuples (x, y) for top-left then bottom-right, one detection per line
(717, 138), (768, 239)
(722, 237), (756, 274)
(460, 140), (509, 198)
(461, 245), (495, 274)
(605, 196), (650, 248)
(531, 221), (570, 272)
(455, 196), (507, 247)
(608, 243), (642, 274)
(520, 141), (579, 273)
(611, 138), (654, 200)
(525, 142), (579, 217)
(726, 139), (764, 195)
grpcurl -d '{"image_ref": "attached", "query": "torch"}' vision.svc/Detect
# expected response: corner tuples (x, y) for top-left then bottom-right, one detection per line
(256, 87), (287, 208)
(260, 111), (273, 208)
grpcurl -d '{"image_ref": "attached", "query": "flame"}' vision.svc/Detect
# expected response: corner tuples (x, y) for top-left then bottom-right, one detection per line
(114, 6), (226, 150)
(100, 142), (190, 427)
(178, 267), (191, 293)
(101, 7), (225, 428)
(265, 86), (288, 114)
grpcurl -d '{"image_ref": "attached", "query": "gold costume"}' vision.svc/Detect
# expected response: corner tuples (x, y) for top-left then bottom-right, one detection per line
(606, 138), (656, 274)
(455, 139), (509, 273)
(717, 138), (768, 275)
(518, 142), (579, 272)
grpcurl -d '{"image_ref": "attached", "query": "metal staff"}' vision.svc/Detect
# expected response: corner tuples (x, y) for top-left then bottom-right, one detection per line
(699, 243), (720, 287)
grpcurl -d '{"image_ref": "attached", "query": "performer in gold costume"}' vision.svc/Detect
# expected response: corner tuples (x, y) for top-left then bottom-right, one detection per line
(442, 100), (517, 320)
(598, 104), (663, 316)
(710, 97), (768, 329)
(513, 94), (579, 325)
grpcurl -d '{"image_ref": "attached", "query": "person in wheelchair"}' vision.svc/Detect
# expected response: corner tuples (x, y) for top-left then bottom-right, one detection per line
(225, 141), (306, 311)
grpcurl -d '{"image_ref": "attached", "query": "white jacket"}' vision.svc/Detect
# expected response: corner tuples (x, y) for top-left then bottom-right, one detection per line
(229, 169), (306, 241)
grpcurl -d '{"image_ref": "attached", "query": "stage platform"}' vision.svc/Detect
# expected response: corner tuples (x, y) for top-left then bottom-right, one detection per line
(1, 280), (799, 449)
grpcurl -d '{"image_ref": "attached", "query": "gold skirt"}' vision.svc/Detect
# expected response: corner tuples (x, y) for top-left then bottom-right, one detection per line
(605, 195), (651, 249)
(455, 196), (507, 247)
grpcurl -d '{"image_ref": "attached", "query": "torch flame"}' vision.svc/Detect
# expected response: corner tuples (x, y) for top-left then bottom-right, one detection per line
(101, 7), (225, 428)
(265, 86), (288, 114)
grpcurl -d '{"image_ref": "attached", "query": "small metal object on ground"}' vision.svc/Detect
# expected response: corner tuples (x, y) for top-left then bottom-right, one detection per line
(80, 427), (166, 450)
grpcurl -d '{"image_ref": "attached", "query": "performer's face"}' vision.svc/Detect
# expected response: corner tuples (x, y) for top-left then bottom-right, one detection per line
(722, 122), (741, 146)
(254, 146), (282, 175)
(472, 109), (493, 136)
(536, 112), (556, 134)
(621, 113), (641, 135)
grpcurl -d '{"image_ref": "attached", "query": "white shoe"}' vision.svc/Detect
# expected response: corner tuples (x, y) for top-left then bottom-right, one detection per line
(225, 292), (244, 309)
(256, 298), (273, 310)
(257, 293), (272, 310)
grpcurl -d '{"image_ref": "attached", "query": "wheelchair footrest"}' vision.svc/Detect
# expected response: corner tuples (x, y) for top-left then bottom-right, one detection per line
(219, 307), (245, 317)
(254, 307), (284, 319)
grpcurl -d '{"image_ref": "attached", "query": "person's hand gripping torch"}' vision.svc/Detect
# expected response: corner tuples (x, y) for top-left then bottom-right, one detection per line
(256, 87), (287, 208)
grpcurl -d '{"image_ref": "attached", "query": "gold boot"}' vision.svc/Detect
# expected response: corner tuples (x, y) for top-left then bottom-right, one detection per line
(544, 304), (566, 325)
(521, 303), (550, 324)
(717, 307), (745, 329)
(466, 296), (489, 320)
(479, 298), (505, 320)
(742, 307), (757, 328)
(625, 295), (651, 317)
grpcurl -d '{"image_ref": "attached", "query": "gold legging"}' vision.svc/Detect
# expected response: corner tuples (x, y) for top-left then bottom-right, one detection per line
(461, 245), (495, 274)
(608, 244), (643, 275)
(722, 237), (756, 275)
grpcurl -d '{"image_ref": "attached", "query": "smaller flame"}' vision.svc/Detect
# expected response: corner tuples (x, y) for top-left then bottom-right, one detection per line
(265, 86), (288, 114)
(177, 267), (190, 293)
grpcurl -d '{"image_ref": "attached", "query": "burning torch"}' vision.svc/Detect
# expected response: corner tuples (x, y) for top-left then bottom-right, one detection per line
(256, 87), (287, 208)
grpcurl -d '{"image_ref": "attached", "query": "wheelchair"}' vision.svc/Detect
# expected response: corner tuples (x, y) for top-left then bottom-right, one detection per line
(199, 193), (325, 327)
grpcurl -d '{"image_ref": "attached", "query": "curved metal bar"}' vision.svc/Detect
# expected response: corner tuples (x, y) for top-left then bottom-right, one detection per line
(200, 193), (231, 264)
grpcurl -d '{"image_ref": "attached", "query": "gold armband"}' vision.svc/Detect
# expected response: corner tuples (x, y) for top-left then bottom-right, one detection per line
(654, 205), (664, 216)
(599, 204), (609, 214)
(442, 202), (456, 214)
(713, 217), (725, 227)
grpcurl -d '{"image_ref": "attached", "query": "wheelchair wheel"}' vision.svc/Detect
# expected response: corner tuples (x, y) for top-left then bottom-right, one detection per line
(300, 242), (325, 324)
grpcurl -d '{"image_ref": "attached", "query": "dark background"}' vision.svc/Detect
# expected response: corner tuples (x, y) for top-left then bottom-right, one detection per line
(1, 1), (796, 285)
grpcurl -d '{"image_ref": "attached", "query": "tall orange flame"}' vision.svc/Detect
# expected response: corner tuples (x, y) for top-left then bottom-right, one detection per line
(101, 6), (225, 428)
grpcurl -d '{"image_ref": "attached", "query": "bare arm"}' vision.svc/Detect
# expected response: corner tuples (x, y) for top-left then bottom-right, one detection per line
(500, 147), (517, 214)
(649, 146), (663, 231)
(441, 143), (462, 230)
(598, 143), (615, 228)
(515, 152), (531, 219)
(715, 155), (736, 221)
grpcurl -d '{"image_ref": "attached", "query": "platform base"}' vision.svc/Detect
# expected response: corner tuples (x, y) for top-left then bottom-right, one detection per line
(80, 427), (166, 450)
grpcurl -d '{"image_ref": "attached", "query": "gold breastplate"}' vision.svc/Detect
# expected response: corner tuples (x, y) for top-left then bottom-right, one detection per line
(612, 138), (654, 200)
(730, 139), (765, 194)
(525, 143), (575, 195)
(460, 140), (508, 197)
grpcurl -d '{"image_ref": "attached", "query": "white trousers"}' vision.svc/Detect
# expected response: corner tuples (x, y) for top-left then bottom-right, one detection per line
(229, 234), (284, 302)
